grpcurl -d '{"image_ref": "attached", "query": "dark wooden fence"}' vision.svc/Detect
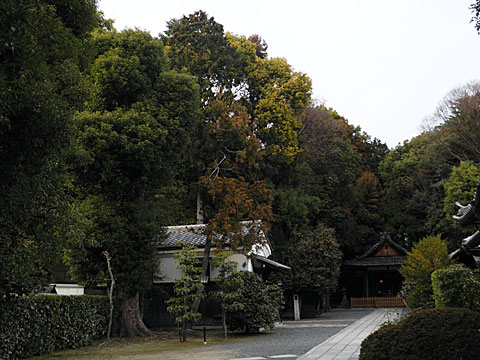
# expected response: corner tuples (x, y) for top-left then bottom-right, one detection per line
(350, 297), (405, 308)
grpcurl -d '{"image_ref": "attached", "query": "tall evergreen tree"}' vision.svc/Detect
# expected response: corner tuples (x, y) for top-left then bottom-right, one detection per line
(68, 28), (200, 336)
(0, 0), (100, 301)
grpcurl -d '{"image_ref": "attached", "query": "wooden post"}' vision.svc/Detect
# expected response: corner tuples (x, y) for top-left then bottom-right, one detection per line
(293, 294), (300, 321)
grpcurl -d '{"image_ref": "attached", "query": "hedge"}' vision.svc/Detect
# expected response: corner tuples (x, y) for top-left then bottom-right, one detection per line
(431, 264), (480, 310)
(359, 307), (480, 360)
(0, 295), (110, 360)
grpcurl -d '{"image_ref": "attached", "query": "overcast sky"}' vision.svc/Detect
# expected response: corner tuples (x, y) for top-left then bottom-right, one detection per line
(98, 0), (480, 148)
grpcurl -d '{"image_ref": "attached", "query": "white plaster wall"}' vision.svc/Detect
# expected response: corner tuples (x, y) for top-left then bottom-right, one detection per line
(210, 253), (250, 279)
(154, 250), (252, 283)
(155, 254), (183, 283)
(55, 284), (84, 295)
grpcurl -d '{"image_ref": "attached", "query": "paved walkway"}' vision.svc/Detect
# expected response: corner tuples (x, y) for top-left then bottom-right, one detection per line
(297, 308), (403, 360)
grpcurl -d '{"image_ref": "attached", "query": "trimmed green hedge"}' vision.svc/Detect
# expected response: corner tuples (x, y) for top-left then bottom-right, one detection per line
(359, 307), (480, 360)
(431, 264), (480, 310)
(0, 295), (110, 360)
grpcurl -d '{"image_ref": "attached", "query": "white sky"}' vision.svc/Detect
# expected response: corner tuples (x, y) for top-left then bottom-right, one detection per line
(98, 0), (480, 148)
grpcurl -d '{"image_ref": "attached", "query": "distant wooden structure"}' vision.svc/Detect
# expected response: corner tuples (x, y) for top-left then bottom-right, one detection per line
(344, 233), (406, 307)
(350, 297), (404, 308)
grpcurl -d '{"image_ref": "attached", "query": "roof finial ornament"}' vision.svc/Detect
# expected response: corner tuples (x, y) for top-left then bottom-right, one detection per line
(449, 179), (480, 268)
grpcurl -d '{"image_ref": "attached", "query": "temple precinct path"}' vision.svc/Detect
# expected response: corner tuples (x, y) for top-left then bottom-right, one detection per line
(297, 308), (404, 360)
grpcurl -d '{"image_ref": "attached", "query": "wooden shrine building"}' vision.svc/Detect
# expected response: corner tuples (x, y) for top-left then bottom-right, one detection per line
(344, 233), (407, 307)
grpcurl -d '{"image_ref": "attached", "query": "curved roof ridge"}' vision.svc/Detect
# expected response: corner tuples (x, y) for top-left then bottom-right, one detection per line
(354, 232), (408, 260)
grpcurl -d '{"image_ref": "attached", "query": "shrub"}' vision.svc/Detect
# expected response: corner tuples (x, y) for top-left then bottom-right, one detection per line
(0, 295), (110, 360)
(230, 272), (283, 333)
(360, 307), (480, 360)
(399, 235), (452, 309)
(432, 264), (480, 310)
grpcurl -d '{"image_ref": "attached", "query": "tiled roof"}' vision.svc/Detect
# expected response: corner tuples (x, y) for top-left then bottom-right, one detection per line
(164, 231), (207, 247)
(356, 232), (408, 259)
(160, 222), (263, 249)
(345, 232), (407, 268)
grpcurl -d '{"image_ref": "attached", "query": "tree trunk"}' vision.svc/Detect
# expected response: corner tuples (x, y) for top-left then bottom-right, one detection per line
(180, 323), (187, 342)
(180, 298), (187, 342)
(120, 293), (152, 337)
(102, 251), (115, 341)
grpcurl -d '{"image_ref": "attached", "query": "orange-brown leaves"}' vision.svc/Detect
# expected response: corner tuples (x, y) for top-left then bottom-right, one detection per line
(200, 176), (273, 250)
(201, 96), (272, 251)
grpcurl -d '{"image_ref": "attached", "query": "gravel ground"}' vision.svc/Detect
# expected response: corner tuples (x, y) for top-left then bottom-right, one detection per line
(29, 309), (376, 360)
(208, 308), (374, 359)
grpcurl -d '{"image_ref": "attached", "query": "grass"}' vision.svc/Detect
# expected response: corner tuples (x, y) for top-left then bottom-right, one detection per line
(26, 329), (263, 360)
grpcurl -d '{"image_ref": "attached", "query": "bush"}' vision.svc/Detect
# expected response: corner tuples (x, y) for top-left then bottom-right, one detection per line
(432, 264), (480, 310)
(399, 235), (452, 310)
(230, 272), (283, 333)
(0, 295), (110, 360)
(360, 307), (480, 360)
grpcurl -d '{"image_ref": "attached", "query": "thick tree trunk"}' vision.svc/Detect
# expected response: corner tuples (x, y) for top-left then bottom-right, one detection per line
(120, 293), (152, 337)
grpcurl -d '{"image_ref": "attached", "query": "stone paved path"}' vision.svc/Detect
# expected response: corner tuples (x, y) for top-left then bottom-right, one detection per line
(297, 308), (403, 360)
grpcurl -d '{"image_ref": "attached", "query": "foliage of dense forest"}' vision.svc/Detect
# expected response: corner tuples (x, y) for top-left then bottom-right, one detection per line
(2, 0), (480, 335)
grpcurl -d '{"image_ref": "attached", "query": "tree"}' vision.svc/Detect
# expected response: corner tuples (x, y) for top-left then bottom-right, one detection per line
(286, 223), (342, 313)
(225, 33), (312, 173)
(195, 101), (273, 313)
(296, 105), (374, 252)
(162, 13), (275, 319)
(379, 133), (454, 245)
(378, 82), (480, 254)
(68, 29), (200, 337)
(471, 1), (480, 34)
(211, 252), (244, 338)
(252, 57), (312, 164)
(0, 234), (43, 305)
(226, 36), (313, 168)
(363, 137), (389, 177)
(265, 104), (384, 265)
(0, 0), (101, 300)
(399, 235), (453, 310)
(166, 244), (203, 342)
(162, 10), (243, 106)
(423, 81), (480, 164)
(162, 13), (320, 319)
(350, 171), (382, 244)
(443, 83), (480, 163)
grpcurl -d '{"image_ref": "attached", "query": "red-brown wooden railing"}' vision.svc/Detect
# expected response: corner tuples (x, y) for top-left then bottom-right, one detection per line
(350, 297), (405, 308)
